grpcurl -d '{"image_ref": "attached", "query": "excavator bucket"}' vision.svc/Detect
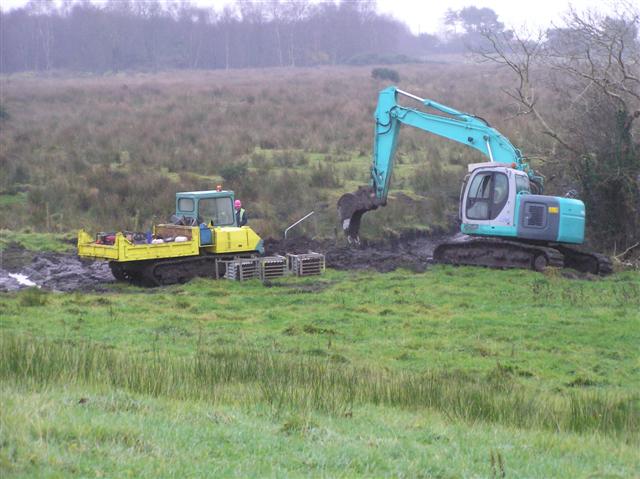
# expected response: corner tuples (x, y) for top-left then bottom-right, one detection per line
(337, 186), (383, 244)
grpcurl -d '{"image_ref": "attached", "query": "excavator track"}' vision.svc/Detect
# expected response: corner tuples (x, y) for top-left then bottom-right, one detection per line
(433, 237), (565, 272)
(555, 245), (613, 275)
(109, 261), (147, 285)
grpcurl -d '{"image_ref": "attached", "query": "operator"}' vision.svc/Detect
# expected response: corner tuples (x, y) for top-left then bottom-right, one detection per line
(235, 199), (248, 226)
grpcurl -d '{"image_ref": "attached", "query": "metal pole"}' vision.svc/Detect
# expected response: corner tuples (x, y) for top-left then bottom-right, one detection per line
(484, 137), (495, 162)
(396, 88), (425, 102)
(284, 211), (315, 239)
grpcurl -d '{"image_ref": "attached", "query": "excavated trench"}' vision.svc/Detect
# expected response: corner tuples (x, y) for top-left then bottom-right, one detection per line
(0, 231), (450, 292)
(265, 230), (449, 273)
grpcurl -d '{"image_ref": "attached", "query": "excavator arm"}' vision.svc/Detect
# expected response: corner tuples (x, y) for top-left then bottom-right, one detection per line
(338, 86), (542, 242)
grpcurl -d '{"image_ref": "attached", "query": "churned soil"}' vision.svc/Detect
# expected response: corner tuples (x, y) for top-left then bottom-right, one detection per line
(0, 231), (453, 292)
(0, 243), (113, 292)
(265, 230), (453, 273)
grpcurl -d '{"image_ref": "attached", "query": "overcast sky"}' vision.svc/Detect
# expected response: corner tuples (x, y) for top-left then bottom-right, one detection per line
(0, 0), (622, 34)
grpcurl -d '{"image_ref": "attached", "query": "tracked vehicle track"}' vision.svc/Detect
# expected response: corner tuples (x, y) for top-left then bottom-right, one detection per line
(556, 246), (613, 275)
(433, 237), (565, 272)
(109, 253), (257, 286)
(145, 256), (219, 286)
(433, 237), (613, 275)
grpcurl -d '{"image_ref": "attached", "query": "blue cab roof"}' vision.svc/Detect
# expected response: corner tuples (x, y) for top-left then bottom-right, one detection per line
(176, 190), (234, 198)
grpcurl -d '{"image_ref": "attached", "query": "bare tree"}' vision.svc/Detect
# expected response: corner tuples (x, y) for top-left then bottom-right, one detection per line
(477, 4), (640, 250)
(218, 5), (237, 70)
(282, 1), (308, 67)
(27, 0), (56, 71)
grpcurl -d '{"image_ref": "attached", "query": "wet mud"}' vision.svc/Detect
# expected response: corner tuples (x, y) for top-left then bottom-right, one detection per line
(265, 230), (454, 273)
(1, 231), (451, 292)
(0, 243), (113, 292)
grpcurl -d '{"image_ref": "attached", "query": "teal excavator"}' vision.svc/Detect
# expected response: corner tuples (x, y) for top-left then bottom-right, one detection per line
(338, 87), (612, 274)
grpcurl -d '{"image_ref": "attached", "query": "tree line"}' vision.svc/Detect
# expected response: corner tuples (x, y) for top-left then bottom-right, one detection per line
(1, 0), (463, 73)
(0, 1), (514, 74)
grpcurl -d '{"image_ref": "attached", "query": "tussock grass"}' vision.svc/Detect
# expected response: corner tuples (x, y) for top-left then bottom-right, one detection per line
(17, 287), (49, 307)
(2, 333), (637, 441)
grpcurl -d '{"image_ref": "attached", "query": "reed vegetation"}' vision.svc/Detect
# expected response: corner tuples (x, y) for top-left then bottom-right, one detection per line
(2, 331), (637, 441)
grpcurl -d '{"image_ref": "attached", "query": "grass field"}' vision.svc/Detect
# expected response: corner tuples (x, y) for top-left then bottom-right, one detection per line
(1, 267), (638, 477)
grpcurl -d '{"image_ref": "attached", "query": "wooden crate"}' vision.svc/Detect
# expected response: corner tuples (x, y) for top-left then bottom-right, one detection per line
(220, 258), (260, 281)
(287, 252), (325, 276)
(259, 255), (288, 280)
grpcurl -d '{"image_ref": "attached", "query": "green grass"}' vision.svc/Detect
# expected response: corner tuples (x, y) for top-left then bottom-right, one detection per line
(2, 381), (638, 478)
(1, 331), (637, 439)
(2, 268), (638, 390)
(0, 193), (27, 207)
(0, 229), (75, 253)
(0, 267), (638, 476)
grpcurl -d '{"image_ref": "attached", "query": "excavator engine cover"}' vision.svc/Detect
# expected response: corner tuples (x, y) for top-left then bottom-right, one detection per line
(337, 186), (384, 243)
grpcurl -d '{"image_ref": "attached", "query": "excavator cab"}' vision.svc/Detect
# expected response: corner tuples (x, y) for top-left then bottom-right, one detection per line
(460, 163), (523, 235)
(460, 163), (585, 244)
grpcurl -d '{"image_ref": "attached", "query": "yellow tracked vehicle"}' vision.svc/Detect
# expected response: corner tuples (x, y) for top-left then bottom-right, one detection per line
(78, 189), (264, 285)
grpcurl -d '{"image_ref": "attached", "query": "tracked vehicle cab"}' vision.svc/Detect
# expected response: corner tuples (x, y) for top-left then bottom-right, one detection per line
(173, 188), (263, 254)
(175, 189), (237, 227)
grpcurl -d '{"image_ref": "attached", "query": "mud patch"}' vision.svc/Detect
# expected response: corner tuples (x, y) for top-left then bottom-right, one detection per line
(0, 244), (113, 292)
(263, 279), (335, 293)
(265, 230), (451, 273)
(0, 230), (451, 293)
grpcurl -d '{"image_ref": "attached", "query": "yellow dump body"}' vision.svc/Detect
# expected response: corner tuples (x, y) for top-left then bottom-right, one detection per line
(78, 224), (262, 262)
(77, 225), (200, 262)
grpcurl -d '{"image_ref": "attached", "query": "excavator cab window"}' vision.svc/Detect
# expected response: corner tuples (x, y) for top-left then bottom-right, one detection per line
(459, 174), (470, 220)
(466, 171), (509, 221)
(493, 173), (508, 206)
(515, 174), (531, 194)
(466, 172), (492, 220)
(199, 197), (234, 226)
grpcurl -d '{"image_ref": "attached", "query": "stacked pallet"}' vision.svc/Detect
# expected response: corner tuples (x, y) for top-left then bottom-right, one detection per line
(218, 253), (326, 281)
